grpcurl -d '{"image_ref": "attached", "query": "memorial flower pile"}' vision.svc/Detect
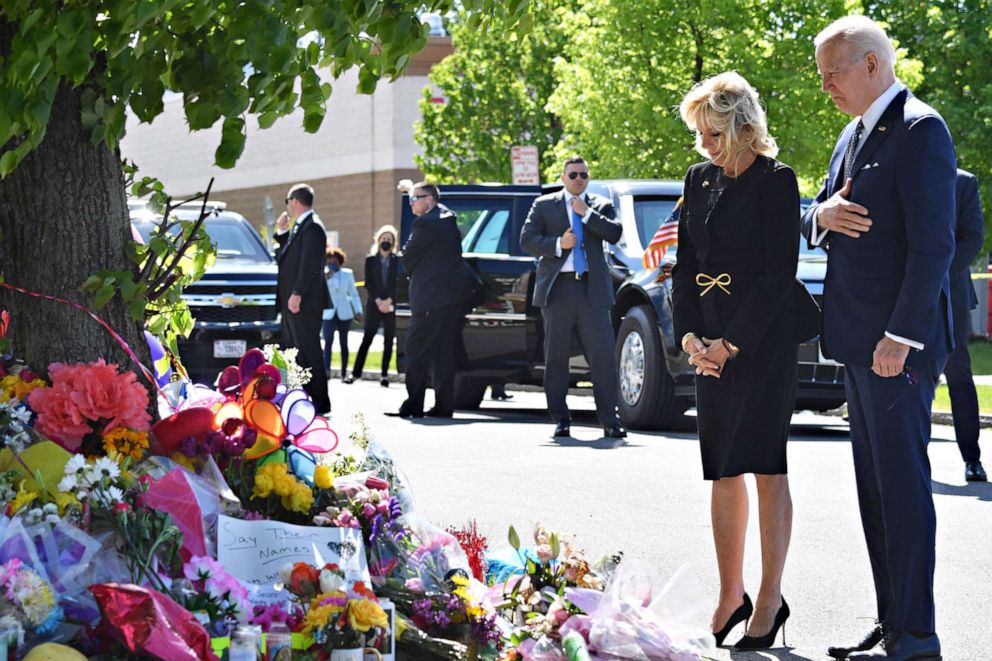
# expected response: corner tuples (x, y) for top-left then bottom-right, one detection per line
(0, 323), (713, 661)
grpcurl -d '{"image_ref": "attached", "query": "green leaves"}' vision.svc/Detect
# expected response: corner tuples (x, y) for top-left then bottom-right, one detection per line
(215, 116), (246, 169)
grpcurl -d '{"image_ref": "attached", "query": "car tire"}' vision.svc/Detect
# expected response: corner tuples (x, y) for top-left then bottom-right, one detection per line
(452, 375), (488, 410)
(615, 305), (682, 430)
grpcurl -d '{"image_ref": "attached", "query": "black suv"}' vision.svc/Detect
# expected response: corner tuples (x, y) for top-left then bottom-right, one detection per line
(130, 201), (280, 383)
(394, 183), (845, 428)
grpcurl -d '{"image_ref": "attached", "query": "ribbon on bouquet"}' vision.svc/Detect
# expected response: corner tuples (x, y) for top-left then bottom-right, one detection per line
(0, 280), (165, 396)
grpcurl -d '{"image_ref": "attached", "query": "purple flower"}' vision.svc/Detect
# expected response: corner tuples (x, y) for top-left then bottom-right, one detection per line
(179, 435), (199, 457)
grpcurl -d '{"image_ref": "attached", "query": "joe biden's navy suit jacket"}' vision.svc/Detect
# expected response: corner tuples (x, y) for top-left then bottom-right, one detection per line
(801, 88), (957, 376)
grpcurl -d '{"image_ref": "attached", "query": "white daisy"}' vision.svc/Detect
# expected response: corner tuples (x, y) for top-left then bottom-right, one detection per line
(58, 475), (78, 492)
(64, 454), (87, 476)
(91, 456), (121, 481)
(92, 486), (124, 508)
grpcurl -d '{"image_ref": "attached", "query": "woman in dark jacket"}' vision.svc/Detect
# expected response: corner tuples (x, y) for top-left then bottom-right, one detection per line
(672, 72), (819, 651)
(351, 225), (399, 386)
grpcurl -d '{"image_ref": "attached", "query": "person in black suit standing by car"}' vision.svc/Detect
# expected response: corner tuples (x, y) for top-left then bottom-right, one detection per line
(520, 156), (626, 439)
(946, 169), (986, 482)
(387, 183), (474, 419)
(275, 183), (332, 414)
(351, 225), (400, 387)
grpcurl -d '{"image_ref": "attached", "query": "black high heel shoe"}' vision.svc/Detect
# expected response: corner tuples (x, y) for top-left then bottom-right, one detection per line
(733, 597), (790, 650)
(712, 593), (753, 647)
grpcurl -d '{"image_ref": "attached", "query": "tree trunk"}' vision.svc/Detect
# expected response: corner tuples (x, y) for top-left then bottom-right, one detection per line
(0, 81), (150, 381)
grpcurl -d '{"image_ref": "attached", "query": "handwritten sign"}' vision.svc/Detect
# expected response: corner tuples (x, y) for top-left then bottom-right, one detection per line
(217, 515), (370, 604)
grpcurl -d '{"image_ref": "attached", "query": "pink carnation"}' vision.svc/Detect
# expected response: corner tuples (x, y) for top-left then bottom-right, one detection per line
(28, 383), (91, 451)
(27, 360), (151, 451)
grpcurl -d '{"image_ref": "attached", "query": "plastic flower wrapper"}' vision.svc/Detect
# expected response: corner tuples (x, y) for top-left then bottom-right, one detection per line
(89, 583), (219, 661)
(360, 439), (416, 514)
(138, 466), (224, 560)
(0, 440), (72, 494)
(563, 560), (714, 661)
(372, 512), (470, 594)
(21, 519), (103, 622)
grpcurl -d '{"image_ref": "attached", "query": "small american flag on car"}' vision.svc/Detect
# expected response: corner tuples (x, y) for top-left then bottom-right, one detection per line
(641, 196), (682, 269)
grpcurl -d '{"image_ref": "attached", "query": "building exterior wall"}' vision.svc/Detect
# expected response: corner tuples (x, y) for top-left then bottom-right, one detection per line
(120, 37), (452, 280)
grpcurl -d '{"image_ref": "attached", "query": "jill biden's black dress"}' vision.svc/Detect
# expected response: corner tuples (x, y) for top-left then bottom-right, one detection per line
(672, 155), (819, 480)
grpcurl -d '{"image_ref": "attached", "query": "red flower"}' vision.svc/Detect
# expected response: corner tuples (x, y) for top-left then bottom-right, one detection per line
(113, 502), (131, 513)
(290, 563), (320, 598)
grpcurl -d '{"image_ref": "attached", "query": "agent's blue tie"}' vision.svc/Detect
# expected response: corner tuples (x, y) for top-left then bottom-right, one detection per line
(571, 205), (586, 276)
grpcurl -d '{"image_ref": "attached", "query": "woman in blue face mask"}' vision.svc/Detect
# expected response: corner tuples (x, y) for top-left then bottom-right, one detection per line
(322, 247), (363, 382)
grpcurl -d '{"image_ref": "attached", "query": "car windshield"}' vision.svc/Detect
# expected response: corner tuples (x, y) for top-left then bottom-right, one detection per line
(132, 216), (272, 262)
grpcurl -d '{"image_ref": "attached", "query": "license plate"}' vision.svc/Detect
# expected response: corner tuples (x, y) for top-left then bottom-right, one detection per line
(214, 339), (247, 358)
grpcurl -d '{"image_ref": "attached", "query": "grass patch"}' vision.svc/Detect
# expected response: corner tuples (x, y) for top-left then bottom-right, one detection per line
(328, 351), (386, 374)
(967, 339), (992, 375)
(933, 383), (992, 415)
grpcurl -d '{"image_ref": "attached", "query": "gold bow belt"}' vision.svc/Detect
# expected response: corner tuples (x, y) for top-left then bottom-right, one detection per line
(695, 272), (732, 296)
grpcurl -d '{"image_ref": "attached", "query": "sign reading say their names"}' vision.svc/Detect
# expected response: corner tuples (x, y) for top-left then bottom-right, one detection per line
(217, 514), (370, 604)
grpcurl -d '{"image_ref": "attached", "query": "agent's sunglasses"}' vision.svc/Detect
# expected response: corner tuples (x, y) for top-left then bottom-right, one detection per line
(567, 172), (589, 180)
(409, 194), (429, 202)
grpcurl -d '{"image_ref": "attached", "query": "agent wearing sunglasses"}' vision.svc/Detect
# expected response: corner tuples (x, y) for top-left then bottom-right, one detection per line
(387, 182), (476, 419)
(274, 183), (332, 415)
(520, 156), (626, 439)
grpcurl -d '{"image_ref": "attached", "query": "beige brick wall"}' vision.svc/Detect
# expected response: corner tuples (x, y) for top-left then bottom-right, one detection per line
(212, 167), (420, 281)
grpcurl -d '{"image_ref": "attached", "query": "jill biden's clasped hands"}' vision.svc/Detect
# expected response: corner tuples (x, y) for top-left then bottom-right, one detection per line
(685, 336), (735, 378)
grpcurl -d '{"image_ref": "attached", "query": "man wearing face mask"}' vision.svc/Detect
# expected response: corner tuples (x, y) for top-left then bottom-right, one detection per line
(520, 156), (625, 439)
(387, 183), (475, 419)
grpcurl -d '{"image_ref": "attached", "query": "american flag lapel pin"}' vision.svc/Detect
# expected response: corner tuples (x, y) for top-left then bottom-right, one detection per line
(878, 125), (887, 132)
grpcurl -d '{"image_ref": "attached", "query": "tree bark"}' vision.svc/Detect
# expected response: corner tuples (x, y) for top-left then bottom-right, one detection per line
(0, 81), (150, 379)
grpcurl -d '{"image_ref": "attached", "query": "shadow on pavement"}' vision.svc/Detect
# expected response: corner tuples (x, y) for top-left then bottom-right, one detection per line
(931, 479), (992, 501)
(545, 435), (641, 450)
(728, 648), (816, 660)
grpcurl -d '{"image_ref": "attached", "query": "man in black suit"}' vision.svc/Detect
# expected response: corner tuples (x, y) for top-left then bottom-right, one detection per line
(802, 16), (955, 661)
(520, 156), (625, 439)
(946, 169), (986, 482)
(274, 183), (331, 414)
(388, 182), (474, 419)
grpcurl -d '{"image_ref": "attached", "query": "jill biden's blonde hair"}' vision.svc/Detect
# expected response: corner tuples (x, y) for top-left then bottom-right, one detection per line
(370, 224), (399, 255)
(679, 71), (778, 168)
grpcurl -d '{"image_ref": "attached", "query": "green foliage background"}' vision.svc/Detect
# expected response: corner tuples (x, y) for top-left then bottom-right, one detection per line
(417, 0), (992, 247)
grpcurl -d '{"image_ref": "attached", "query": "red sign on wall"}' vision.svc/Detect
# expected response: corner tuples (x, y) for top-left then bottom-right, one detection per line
(511, 146), (540, 185)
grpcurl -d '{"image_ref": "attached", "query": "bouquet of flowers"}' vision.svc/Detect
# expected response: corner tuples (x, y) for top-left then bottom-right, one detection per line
(410, 573), (502, 654)
(175, 555), (251, 637)
(279, 562), (389, 658)
(27, 360), (151, 455)
(0, 558), (62, 637)
(493, 524), (613, 656)
(58, 454), (183, 592)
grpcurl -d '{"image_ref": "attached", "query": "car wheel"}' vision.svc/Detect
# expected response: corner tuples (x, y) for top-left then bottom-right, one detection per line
(452, 375), (488, 410)
(615, 305), (681, 430)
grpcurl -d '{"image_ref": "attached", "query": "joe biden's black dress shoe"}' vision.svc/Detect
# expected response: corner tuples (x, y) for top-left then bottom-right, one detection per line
(965, 460), (987, 482)
(603, 424), (627, 439)
(828, 624), (886, 659)
(385, 408), (423, 419)
(425, 407), (453, 419)
(848, 631), (941, 660)
(553, 419), (571, 437)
